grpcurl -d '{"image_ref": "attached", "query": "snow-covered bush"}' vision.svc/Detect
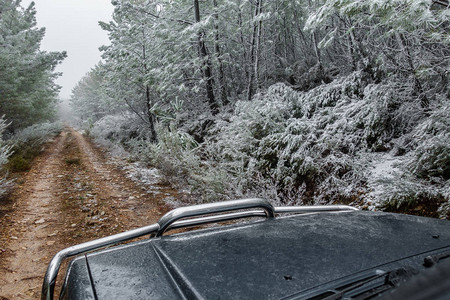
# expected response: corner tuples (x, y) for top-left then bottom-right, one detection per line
(10, 122), (62, 156)
(209, 73), (406, 203)
(91, 113), (142, 142)
(90, 113), (147, 157)
(132, 124), (230, 203)
(0, 117), (12, 196)
(374, 99), (450, 218)
(407, 101), (450, 181)
(207, 72), (448, 213)
(211, 84), (295, 162)
(7, 122), (62, 171)
(375, 176), (449, 219)
(11, 122), (62, 145)
(82, 70), (448, 217)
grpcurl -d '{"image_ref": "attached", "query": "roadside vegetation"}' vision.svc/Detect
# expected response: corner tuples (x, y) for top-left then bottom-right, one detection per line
(69, 0), (449, 218)
(0, 118), (13, 197)
(0, 1), (65, 196)
(6, 122), (63, 172)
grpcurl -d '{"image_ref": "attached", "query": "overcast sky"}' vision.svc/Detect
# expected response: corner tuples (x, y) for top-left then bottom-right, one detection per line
(22, 0), (114, 99)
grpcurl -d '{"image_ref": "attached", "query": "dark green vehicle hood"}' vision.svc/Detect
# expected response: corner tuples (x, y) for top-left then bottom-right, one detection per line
(61, 211), (450, 299)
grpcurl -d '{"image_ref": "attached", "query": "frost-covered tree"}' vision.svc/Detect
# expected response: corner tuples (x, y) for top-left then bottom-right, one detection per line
(100, 0), (175, 141)
(0, 117), (12, 196)
(70, 64), (122, 124)
(0, 0), (66, 132)
(304, 0), (450, 107)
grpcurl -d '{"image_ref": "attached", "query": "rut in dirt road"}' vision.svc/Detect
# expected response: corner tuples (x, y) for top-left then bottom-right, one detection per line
(0, 128), (175, 299)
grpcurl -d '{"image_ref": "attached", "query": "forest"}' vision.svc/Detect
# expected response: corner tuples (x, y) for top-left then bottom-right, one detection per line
(1, 0), (449, 218)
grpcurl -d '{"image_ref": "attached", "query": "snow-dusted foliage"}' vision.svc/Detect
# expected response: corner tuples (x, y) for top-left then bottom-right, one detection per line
(0, 117), (12, 196)
(129, 124), (230, 203)
(10, 122), (63, 152)
(374, 100), (450, 218)
(70, 64), (122, 128)
(91, 113), (142, 143)
(88, 113), (145, 157)
(6, 122), (63, 173)
(407, 102), (450, 181)
(207, 73), (449, 216)
(0, 1), (65, 132)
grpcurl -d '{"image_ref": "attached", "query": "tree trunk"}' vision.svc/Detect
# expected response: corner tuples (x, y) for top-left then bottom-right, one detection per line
(246, 0), (262, 101)
(237, 1), (249, 91)
(193, 0), (218, 115)
(213, 0), (228, 106)
(142, 36), (158, 142)
(146, 85), (158, 142)
(254, 0), (263, 91)
(308, 0), (321, 66)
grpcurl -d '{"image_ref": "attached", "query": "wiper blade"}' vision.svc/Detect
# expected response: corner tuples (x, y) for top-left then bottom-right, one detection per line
(308, 267), (418, 300)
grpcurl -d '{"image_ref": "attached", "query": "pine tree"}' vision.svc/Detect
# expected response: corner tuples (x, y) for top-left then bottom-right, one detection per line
(0, 0), (66, 132)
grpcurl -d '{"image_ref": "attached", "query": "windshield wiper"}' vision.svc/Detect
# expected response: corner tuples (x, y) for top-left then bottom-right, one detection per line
(307, 267), (418, 300)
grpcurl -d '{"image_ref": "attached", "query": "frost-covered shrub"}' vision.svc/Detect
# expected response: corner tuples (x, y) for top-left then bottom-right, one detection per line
(411, 138), (450, 180)
(0, 117), (13, 196)
(81, 70), (448, 215)
(90, 113), (149, 157)
(9, 122), (62, 159)
(205, 72), (447, 209)
(133, 125), (230, 203)
(205, 84), (302, 202)
(210, 73), (418, 204)
(91, 113), (144, 143)
(371, 99), (450, 219)
(366, 99), (449, 218)
(211, 83), (296, 162)
(376, 175), (449, 219)
(406, 101), (450, 181)
(438, 197), (450, 220)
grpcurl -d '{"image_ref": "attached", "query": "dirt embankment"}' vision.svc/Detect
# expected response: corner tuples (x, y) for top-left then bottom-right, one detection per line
(0, 128), (175, 299)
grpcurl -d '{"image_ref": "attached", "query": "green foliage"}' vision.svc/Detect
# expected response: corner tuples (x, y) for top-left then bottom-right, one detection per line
(7, 155), (30, 172)
(65, 158), (81, 166)
(0, 0), (66, 132)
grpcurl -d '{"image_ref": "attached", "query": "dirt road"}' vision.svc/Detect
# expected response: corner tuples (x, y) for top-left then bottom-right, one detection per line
(0, 128), (175, 299)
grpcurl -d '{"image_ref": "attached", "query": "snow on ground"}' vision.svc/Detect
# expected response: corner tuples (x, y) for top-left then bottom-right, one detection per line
(370, 153), (402, 180)
(365, 152), (404, 210)
(90, 138), (164, 193)
(123, 162), (161, 189)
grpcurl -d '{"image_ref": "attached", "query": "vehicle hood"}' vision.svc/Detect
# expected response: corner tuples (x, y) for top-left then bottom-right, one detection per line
(62, 211), (450, 299)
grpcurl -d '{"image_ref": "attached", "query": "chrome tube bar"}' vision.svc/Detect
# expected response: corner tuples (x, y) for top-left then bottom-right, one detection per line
(156, 198), (275, 236)
(41, 223), (160, 300)
(168, 210), (269, 230)
(274, 205), (358, 214)
(42, 199), (358, 300)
